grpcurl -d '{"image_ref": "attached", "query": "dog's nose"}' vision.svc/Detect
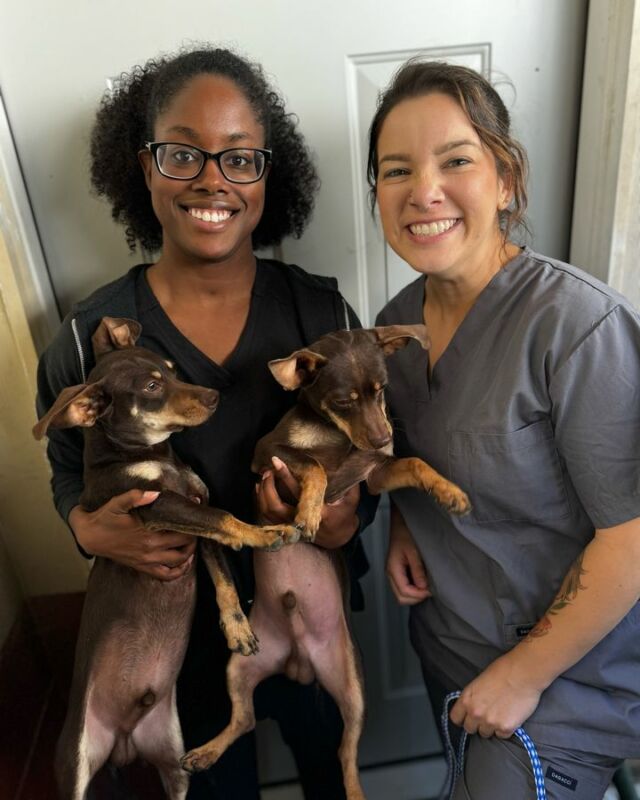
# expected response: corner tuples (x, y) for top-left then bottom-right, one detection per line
(203, 389), (220, 411)
(369, 432), (392, 449)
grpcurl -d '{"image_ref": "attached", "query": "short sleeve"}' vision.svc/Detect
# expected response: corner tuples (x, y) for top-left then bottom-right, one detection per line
(550, 304), (640, 528)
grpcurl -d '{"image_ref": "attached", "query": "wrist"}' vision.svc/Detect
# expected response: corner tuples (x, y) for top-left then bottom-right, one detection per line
(68, 505), (96, 557)
(501, 644), (556, 694)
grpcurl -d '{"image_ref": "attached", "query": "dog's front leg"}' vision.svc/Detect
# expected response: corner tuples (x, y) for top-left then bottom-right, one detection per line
(200, 540), (258, 655)
(136, 491), (300, 550)
(367, 457), (470, 514)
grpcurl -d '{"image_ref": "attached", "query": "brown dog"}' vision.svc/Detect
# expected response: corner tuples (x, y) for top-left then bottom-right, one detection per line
(180, 325), (470, 799)
(33, 317), (299, 800)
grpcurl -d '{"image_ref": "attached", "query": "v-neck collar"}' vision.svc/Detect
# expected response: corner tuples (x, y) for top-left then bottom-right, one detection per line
(407, 247), (528, 401)
(136, 262), (266, 388)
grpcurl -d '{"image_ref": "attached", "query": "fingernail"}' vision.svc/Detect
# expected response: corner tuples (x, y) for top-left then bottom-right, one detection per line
(262, 470), (271, 482)
(142, 491), (160, 500)
(272, 456), (284, 470)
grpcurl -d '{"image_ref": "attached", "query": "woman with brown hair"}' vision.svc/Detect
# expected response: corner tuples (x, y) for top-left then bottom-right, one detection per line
(371, 60), (640, 799)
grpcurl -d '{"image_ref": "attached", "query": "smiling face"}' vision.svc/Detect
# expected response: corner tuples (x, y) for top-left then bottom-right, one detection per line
(375, 92), (512, 281)
(139, 74), (268, 267)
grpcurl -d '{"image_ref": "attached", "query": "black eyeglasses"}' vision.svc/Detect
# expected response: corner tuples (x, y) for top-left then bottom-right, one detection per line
(144, 142), (272, 183)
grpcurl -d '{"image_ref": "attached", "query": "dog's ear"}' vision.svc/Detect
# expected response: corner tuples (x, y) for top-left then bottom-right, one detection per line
(92, 317), (142, 358)
(268, 349), (329, 390)
(32, 382), (111, 440)
(371, 324), (430, 355)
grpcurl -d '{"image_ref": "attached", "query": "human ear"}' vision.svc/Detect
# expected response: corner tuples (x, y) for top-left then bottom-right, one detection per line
(497, 169), (514, 211)
(138, 149), (153, 190)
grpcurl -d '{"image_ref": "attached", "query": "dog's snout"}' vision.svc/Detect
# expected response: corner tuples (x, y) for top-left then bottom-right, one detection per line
(202, 389), (220, 411)
(368, 432), (392, 449)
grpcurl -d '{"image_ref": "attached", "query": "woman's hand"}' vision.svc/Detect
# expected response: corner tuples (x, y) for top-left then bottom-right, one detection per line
(449, 653), (543, 738)
(256, 457), (360, 549)
(69, 489), (197, 581)
(386, 504), (431, 604)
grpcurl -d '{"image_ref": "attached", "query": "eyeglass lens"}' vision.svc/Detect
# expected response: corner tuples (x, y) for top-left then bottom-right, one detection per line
(155, 144), (266, 182)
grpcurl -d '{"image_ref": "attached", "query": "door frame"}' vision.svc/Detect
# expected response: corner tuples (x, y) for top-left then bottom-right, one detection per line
(570, 0), (640, 304)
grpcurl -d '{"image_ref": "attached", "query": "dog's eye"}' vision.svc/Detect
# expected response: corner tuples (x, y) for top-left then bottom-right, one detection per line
(145, 381), (162, 393)
(333, 398), (354, 410)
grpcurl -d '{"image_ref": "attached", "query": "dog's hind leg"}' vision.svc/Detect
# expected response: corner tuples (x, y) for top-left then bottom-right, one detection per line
(56, 703), (116, 800)
(181, 648), (264, 774)
(134, 687), (189, 800)
(200, 540), (258, 655)
(181, 603), (290, 775)
(310, 619), (366, 800)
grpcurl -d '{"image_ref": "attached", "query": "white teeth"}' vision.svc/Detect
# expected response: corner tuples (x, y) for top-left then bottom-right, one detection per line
(409, 219), (457, 236)
(188, 208), (232, 223)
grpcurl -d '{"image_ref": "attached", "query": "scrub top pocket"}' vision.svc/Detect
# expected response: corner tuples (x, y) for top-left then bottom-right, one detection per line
(448, 419), (570, 524)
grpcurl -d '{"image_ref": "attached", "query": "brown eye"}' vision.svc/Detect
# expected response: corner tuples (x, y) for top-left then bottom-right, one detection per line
(145, 381), (161, 393)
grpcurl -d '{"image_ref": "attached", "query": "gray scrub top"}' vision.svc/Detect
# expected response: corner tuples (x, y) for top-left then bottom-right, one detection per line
(376, 247), (640, 757)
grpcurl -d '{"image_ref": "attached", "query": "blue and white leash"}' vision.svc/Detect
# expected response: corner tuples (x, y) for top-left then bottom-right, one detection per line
(439, 691), (547, 800)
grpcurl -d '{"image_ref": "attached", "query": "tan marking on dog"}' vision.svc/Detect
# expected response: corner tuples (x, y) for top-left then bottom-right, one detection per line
(320, 402), (353, 442)
(373, 381), (382, 392)
(349, 391), (359, 400)
(130, 404), (139, 417)
(151, 371), (162, 379)
(126, 461), (165, 481)
(139, 408), (186, 430)
(288, 420), (345, 450)
(164, 360), (175, 369)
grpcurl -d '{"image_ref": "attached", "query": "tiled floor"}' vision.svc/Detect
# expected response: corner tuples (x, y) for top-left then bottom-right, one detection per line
(262, 757), (447, 800)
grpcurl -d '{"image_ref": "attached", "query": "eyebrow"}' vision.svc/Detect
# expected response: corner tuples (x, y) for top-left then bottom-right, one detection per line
(165, 125), (254, 144)
(378, 139), (480, 164)
(434, 139), (480, 155)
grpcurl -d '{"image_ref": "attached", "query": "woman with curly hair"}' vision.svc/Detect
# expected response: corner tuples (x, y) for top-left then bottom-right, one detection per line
(37, 46), (372, 799)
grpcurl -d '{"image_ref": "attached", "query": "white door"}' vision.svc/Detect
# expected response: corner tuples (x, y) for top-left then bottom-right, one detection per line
(0, 0), (587, 795)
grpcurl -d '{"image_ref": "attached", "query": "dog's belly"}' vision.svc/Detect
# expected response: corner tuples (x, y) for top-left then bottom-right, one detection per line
(250, 544), (345, 683)
(78, 560), (195, 745)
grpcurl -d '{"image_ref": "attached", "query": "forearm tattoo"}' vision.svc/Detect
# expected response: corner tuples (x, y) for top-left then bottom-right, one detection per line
(527, 553), (587, 640)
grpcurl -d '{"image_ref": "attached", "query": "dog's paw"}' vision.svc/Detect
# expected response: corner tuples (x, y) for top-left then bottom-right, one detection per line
(236, 631), (260, 656)
(262, 531), (285, 551)
(294, 511), (321, 542)
(432, 481), (471, 515)
(220, 615), (260, 656)
(181, 747), (216, 773)
(281, 523), (302, 544)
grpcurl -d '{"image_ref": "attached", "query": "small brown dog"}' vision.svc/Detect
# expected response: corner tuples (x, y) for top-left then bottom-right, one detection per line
(33, 317), (299, 800)
(181, 324), (470, 799)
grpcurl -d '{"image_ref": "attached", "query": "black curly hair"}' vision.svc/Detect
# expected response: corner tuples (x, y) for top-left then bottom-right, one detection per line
(90, 46), (319, 252)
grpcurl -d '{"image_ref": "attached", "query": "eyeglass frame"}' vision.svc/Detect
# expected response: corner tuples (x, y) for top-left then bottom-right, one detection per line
(143, 141), (272, 184)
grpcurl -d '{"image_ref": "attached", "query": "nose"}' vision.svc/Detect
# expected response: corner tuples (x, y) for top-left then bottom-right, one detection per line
(408, 169), (444, 210)
(368, 431), (392, 449)
(192, 158), (228, 192)
(202, 388), (220, 411)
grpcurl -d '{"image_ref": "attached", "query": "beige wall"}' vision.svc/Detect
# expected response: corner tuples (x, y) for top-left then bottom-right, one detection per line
(0, 224), (89, 614)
